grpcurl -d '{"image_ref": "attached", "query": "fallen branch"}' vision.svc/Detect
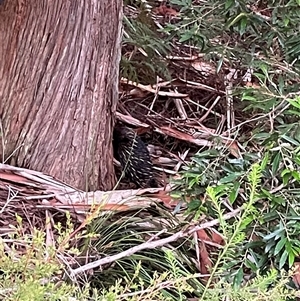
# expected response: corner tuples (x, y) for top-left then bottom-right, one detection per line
(70, 208), (241, 278)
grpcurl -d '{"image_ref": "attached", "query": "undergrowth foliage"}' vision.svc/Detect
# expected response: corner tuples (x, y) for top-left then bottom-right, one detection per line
(0, 222), (298, 301)
(106, 0), (300, 299)
(176, 111), (300, 277)
(132, 0), (300, 296)
(0, 216), (88, 301)
(122, 3), (171, 83)
(2, 0), (300, 300)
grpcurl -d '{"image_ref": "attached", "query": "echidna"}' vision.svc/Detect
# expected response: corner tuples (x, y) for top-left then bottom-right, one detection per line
(113, 126), (157, 188)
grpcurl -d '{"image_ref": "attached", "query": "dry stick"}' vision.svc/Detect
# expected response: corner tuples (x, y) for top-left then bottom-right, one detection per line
(70, 208), (241, 278)
(199, 96), (221, 123)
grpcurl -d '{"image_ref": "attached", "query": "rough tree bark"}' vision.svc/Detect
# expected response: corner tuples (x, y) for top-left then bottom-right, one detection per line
(0, 0), (122, 190)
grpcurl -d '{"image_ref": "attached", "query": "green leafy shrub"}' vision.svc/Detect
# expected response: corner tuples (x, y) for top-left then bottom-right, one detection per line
(0, 219), (88, 301)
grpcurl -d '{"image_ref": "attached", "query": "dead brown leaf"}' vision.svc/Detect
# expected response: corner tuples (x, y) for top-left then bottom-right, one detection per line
(197, 229), (224, 245)
(292, 262), (300, 288)
(198, 241), (212, 277)
(153, 6), (179, 17)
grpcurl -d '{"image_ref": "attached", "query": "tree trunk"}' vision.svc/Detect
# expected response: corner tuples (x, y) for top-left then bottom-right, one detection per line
(0, 0), (122, 190)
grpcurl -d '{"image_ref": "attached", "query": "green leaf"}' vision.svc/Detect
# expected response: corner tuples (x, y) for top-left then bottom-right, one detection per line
(288, 251), (295, 267)
(279, 250), (288, 269)
(187, 199), (201, 210)
(288, 99), (300, 110)
(259, 64), (269, 77)
(233, 267), (244, 289)
(229, 182), (241, 204)
(226, 13), (248, 29)
(292, 170), (300, 181)
(261, 152), (269, 171)
(212, 184), (228, 196)
(265, 240), (276, 253)
(239, 16), (248, 35)
(245, 258), (258, 271)
(179, 32), (193, 43)
(272, 152), (281, 175)
(225, 0), (234, 10)
(281, 169), (291, 185)
(240, 215), (255, 230)
(274, 237), (287, 255)
(219, 173), (242, 184)
(264, 228), (283, 241)
(241, 94), (257, 101)
(282, 134), (300, 146)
